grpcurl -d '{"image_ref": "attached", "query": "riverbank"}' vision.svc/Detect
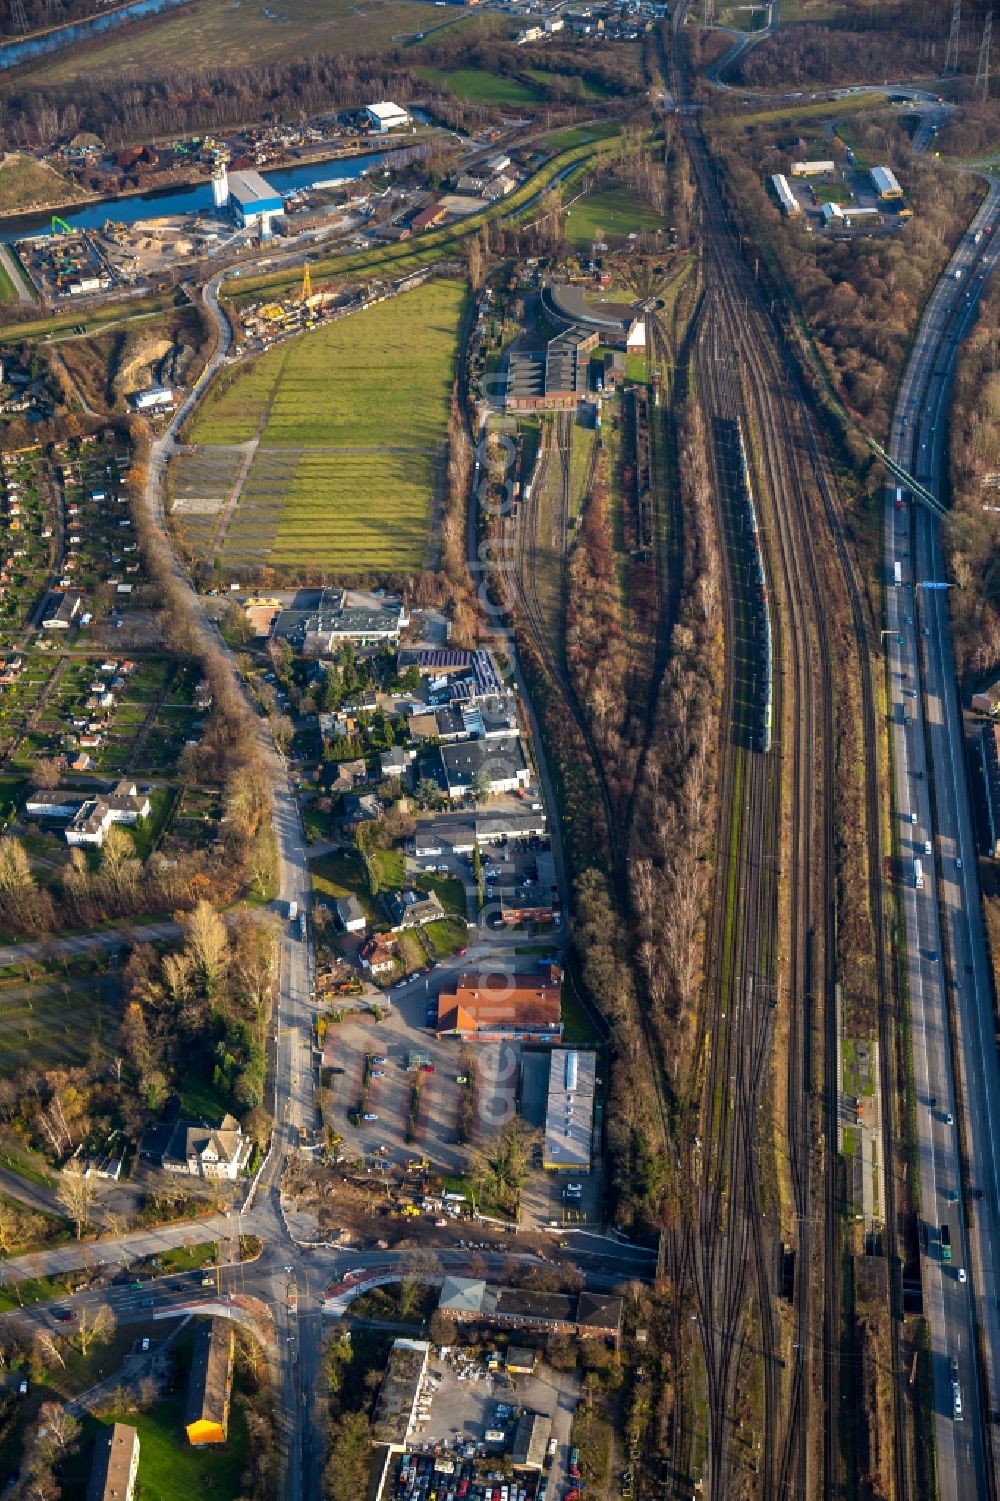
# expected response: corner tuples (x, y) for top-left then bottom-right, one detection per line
(0, 131), (435, 231)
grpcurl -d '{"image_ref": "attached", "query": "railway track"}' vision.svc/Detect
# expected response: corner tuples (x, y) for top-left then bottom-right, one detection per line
(663, 8), (851, 1494)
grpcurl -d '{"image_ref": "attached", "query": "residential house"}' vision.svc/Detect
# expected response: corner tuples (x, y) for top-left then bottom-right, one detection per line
(185, 1320), (235, 1445)
(334, 895), (367, 934)
(64, 781), (152, 848)
(359, 933), (398, 975)
(87, 1422), (140, 1501)
(40, 590), (83, 629)
(140, 1113), (252, 1180)
(384, 887), (445, 931)
(342, 793), (382, 826)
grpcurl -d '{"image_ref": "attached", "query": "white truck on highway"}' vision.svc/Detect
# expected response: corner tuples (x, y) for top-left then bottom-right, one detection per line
(288, 899), (299, 922)
(914, 858), (924, 891)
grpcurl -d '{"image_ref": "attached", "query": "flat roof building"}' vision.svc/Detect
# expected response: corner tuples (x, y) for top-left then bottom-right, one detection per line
(228, 169), (284, 229)
(371, 1338), (430, 1446)
(185, 1319), (234, 1446)
(770, 174), (800, 217)
(366, 101), (411, 133)
(543, 1048), (596, 1172)
(417, 735), (530, 801)
(870, 165), (903, 200)
(790, 159), (835, 176)
(87, 1422), (139, 1501)
(512, 1412), (552, 1469)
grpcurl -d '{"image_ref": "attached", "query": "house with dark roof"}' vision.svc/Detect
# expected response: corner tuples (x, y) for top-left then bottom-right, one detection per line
(416, 735), (530, 801)
(87, 1422), (139, 1501)
(437, 1277), (621, 1344)
(384, 887), (445, 931)
(185, 1320), (234, 1445)
(140, 1114), (251, 1181)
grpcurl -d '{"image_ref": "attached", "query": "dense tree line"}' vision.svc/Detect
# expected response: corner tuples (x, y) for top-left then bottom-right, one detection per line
(732, 0), (994, 87)
(1, 0), (102, 38)
(945, 270), (1000, 680)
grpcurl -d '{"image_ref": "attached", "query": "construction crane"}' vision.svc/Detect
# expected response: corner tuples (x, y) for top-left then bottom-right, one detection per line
(299, 263), (312, 304)
(50, 216), (72, 235)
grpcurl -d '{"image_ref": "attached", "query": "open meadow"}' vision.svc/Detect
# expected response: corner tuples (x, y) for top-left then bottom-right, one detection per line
(180, 277), (465, 574)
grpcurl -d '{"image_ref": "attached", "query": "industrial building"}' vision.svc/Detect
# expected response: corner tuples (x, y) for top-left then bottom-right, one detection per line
(226, 168), (285, 233)
(543, 1048), (596, 1172)
(372, 1338), (431, 1446)
(435, 966), (563, 1041)
(416, 734), (531, 800)
(131, 385), (174, 412)
(790, 160), (835, 177)
(770, 174), (801, 217)
(437, 1278), (622, 1344)
(185, 1319), (234, 1445)
(366, 101), (411, 133)
(87, 1423), (140, 1501)
(870, 165), (903, 200)
(983, 721), (1000, 858)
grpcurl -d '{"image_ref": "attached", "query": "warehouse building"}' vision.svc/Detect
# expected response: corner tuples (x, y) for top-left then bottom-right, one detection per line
(131, 385), (174, 412)
(228, 168), (284, 233)
(790, 160), (835, 177)
(770, 174), (801, 217)
(366, 101), (411, 133)
(543, 1048), (596, 1172)
(870, 165), (903, 200)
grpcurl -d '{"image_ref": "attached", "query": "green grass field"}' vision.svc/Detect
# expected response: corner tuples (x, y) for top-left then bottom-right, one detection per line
(77, 1398), (248, 1501)
(185, 278), (464, 574)
(565, 185), (665, 246)
(417, 66), (543, 106)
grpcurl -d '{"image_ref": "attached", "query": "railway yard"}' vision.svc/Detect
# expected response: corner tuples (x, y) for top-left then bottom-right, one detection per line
(0, 1), (999, 1498)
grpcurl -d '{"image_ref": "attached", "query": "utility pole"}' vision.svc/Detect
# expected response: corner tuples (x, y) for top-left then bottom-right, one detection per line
(944, 0), (962, 74)
(977, 9), (993, 97)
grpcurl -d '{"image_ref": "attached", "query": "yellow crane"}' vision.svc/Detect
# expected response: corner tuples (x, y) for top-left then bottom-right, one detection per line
(299, 263), (312, 304)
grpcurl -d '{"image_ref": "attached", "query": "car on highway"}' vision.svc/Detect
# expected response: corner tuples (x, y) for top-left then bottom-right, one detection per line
(362, 1112), (379, 1122)
(944, 1112), (954, 1125)
(18, 1379), (28, 1395)
(371, 1069), (385, 1077)
(945, 1189), (960, 1202)
(52, 1308), (73, 1323)
(369, 1055), (388, 1065)
(958, 1267), (967, 1284)
(956, 857), (963, 870)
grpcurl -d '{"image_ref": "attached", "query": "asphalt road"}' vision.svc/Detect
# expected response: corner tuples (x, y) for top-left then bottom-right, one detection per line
(886, 179), (1000, 1501)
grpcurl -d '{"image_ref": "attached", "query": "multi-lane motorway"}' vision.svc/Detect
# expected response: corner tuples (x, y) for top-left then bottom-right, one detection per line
(886, 177), (1000, 1499)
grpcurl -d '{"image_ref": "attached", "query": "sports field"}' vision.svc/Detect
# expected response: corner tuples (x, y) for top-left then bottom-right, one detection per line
(565, 185), (666, 247)
(183, 278), (464, 574)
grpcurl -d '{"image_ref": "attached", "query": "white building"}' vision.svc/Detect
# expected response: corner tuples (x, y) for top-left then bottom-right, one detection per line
(543, 1048), (596, 1172)
(132, 386), (174, 412)
(870, 164), (903, 200)
(790, 160), (835, 177)
(365, 101), (411, 134)
(770, 173), (801, 217)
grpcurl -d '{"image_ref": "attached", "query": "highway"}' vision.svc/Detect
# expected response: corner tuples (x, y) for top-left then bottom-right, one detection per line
(885, 178), (1000, 1500)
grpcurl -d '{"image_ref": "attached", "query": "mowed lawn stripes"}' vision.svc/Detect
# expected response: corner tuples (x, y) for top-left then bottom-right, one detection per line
(190, 279), (464, 572)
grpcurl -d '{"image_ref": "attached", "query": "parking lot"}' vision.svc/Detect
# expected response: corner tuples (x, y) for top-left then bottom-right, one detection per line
(323, 988), (491, 1172)
(397, 1352), (578, 1501)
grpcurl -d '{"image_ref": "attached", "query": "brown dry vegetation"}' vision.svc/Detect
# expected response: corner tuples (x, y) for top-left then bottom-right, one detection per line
(629, 393), (723, 1096)
(708, 114), (982, 440)
(944, 272), (1000, 682)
